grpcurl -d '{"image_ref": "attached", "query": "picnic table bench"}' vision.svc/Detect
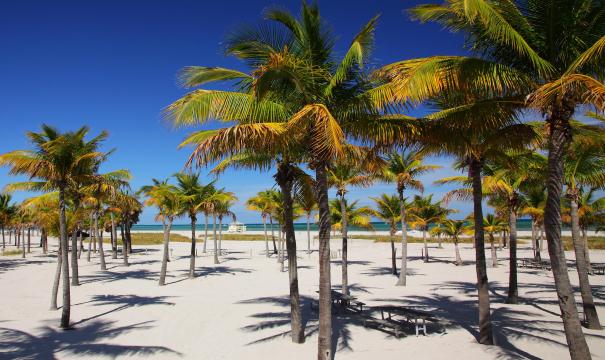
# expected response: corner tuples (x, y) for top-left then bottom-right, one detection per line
(592, 264), (605, 275)
(520, 258), (551, 271)
(314, 290), (366, 313)
(369, 306), (445, 336)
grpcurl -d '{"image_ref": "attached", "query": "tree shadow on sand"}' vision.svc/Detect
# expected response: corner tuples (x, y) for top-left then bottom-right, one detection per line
(72, 295), (175, 326)
(0, 258), (54, 274)
(0, 320), (181, 359)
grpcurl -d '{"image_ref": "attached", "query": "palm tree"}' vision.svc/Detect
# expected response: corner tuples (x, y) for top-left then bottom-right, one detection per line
(521, 186), (547, 261)
(408, 194), (453, 263)
(247, 190), (277, 257)
(141, 180), (184, 286)
(371, 194), (401, 275)
(214, 194), (237, 256)
(174, 172), (216, 278)
(0, 125), (107, 329)
(443, 219), (470, 266)
(295, 185), (317, 255)
(0, 193), (16, 251)
(328, 159), (376, 295)
(381, 149), (440, 285)
(329, 199), (374, 233)
(380, 2), (605, 355)
(483, 214), (505, 268)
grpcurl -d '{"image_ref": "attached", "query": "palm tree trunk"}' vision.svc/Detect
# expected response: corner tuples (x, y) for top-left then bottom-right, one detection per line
(278, 226), (284, 269)
(454, 239), (462, 266)
(43, 228), (48, 254)
(263, 215), (269, 257)
(212, 214), (219, 264)
(126, 219), (133, 254)
(338, 194), (349, 295)
(218, 216), (223, 254)
(27, 228), (31, 253)
(276, 166), (304, 343)
(396, 190), (408, 286)
(535, 223), (542, 262)
(390, 236), (397, 275)
(315, 164), (332, 360)
(270, 216), (277, 254)
(581, 229), (592, 274)
(203, 214), (208, 253)
(570, 195), (601, 329)
(21, 228), (25, 258)
(422, 229), (428, 262)
(159, 218), (173, 286)
(499, 231), (504, 251)
(189, 216), (197, 278)
(2, 226), (5, 250)
(531, 219), (536, 258)
(469, 157), (493, 345)
(111, 213), (117, 259)
(58, 188), (71, 329)
(77, 230), (83, 259)
(544, 111), (591, 359)
(120, 223), (129, 266)
(96, 211), (106, 271)
(87, 212), (93, 262)
(71, 228), (79, 286)
(490, 233), (497, 268)
(50, 243), (62, 310)
(506, 207), (518, 304)
(307, 213), (311, 255)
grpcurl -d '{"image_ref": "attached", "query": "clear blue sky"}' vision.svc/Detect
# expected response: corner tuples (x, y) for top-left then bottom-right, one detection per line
(0, 0), (475, 224)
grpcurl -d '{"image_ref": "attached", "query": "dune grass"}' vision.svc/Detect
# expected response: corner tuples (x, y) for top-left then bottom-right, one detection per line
(1, 249), (23, 256)
(102, 233), (192, 245)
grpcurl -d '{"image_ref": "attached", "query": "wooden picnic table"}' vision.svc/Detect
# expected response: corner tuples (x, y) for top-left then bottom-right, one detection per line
(592, 263), (605, 275)
(315, 290), (366, 312)
(371, 305), (442, 336)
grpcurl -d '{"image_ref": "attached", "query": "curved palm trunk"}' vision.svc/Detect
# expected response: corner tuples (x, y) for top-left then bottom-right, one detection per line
(422, 228), (429, 262)
(158, 218), (173, 286)
(262, 215), (269, 257)
(396, 190), (408, 286)
(111, 213), (118, 260)
(315, 164), (332, 360)
(454, 238), (462, 266)
(339, 194), (349, 295)
(50, 243), (62, 310)
(212, 214), (219, 264)
(544, 112), (591, 359)
(276, 166), (304, 343)
(96, 211), (106, 271)
(71, 228), (79, 286)
(489, 233), (497, 268)
(58, 188), (71, 329)
(581, 229), (592, 274)
(570, 196), (601, 329)
(469, 157), (493, 345)
(125, 220), (133, 254)
(189, 216), (197, 278)
(203, 214), (209, 253)
(506, 207), (518, 304)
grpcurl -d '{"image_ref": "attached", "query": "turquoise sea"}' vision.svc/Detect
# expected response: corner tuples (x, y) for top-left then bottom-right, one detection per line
(132, 219), (545, 232)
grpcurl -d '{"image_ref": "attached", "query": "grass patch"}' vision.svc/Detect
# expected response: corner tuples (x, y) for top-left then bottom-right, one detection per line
(563, 236), (605, 251)
(102, 233), (192, 245)
(2, 249), (23, 256)
(351, 234), (475, 243)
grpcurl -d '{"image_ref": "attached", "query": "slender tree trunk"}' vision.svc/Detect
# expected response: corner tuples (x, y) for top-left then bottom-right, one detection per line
(263, 215), (269, 257)
(42, 228), (47, 254)
(270, 216), (277, 254)
(71, 227), (79, 286)
(490, 233), (497, 268)
(438, 233), (442, 248)
(58, 188), (71, 329)
(159, 218), (173, 286)
(307, 213), (311, 255)
(77, 230), (83, 259)
(189, 216), (197, 278)
(338, 194), (349, 295)
(27, 228), (31, 253)
(276, 164), (304, 343)
(50, 244), (62, 310)
(544, 110), (591, 359)
(535, 223), (542, 262)
(454, 239), (462, 265)
(212, 214), (219, 264)
(581, 229), (592, 274)
(126, 219), (133, 254)
(469, 157), (493, 345)
(203, 214), (208, 253)
(2, 226), (5, 250)
(120, 223), (129, 266)
(506, 207), (518, 304)
(390, 236), (397, 275)
(278, 226), (284, 268)
(499, 231), (504, 251)
(422, 229), (429, 262)
(569, 195), (601, 329)
(531, 220), (537, 259)
(397, 190), (408, 286)
(218, 216), (223, 254)
(96, 211), (106, 270)
(111, 213), (117, 259)
(21, 228), (25, 257)
(315, 164), (332, 360)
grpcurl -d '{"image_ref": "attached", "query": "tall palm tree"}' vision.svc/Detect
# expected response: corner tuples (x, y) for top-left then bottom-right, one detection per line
(247, 190), (277, 257)
(379, 2), (605, 355)
(370, 194), (401, 275)
(0, 193), (16, 251)
(163, 5), (416, 356)
(521, 185), (547, 261)
(214, 194), (237, 256)
(483, 214), (505, 268)
(443, 219), (470, 266)
(295, 185), (317, 255)
(141, 180), (184, 286)
(328, 159), (376, 295)
(174, 172), (216, 278)
(408, 194), (453, 263)
(381, 149), (440, 285)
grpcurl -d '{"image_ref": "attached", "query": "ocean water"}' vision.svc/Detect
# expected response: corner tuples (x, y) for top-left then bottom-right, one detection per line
(132, 219), (539, 232)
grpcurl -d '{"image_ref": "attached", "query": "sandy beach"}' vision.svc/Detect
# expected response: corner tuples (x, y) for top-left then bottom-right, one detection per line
(1, 234), (604, 359)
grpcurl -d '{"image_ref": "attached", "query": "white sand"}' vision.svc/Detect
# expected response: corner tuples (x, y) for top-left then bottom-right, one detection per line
(1, 233), (604, 359)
